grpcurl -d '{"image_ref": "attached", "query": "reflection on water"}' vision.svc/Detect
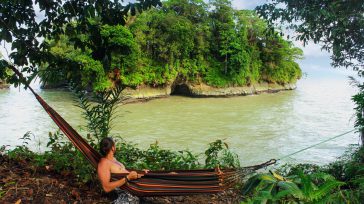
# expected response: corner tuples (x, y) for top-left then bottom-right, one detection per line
(0, 77), (359, 166)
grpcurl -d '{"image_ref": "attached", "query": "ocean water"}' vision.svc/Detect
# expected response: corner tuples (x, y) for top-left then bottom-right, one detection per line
(0, 58), (360, 166)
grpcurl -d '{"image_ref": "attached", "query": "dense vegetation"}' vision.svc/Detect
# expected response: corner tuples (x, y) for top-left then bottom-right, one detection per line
(2, 131), (239, 184)
(39, 0), (303, 90)
(0, 0), (162, 91)
(2, 129), (363, 202)
(242, 145), (364, 203)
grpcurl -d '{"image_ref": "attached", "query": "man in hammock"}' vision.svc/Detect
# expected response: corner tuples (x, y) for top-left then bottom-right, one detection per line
(97, 137), (141, 203)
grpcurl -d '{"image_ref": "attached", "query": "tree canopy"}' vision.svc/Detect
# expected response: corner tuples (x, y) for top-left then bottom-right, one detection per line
(0, 0), (161, 90)
(256, 0), (364, 74)
(126, 0), (302, 87)
(1, 0), (303, 91)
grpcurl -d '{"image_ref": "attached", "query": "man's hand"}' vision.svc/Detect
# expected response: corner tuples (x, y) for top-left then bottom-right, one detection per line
(127, 171), (138, 181)
(143, 169), (150, 174)
(136, 169), (149, 178)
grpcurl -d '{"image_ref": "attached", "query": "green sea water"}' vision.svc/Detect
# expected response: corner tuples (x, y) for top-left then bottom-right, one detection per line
(0, 75), (359, 166)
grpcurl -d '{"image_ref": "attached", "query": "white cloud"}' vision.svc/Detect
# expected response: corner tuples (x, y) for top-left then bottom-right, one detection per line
(0, 42), (12, 61)
(293, 40), (331, 58)
(231, 0), (267, 10)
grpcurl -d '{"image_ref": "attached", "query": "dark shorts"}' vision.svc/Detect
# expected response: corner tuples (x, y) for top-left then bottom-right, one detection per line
(112, 188), (139, 204)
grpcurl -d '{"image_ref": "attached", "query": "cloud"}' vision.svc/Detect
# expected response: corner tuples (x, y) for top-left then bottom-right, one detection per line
(231, 0), (267, 10)
(0, 42), (12, 61)
(293, 40), (331, 58)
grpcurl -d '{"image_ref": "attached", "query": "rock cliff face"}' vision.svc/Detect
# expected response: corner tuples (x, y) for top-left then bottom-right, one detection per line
(186, 82), (296, 97)
(121, 82), (296, 102)
(37, 81), (296, 103)
(122, 85), (172, 102)
(41, 81), (68, 89)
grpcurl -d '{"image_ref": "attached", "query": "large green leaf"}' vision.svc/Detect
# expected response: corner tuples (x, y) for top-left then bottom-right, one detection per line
(277, 181), (304, 199)
(272, 189), (295, 201)
(242, 174), (263, 195)
(311, 180), (345, 201)
(260, 174), (278, 183)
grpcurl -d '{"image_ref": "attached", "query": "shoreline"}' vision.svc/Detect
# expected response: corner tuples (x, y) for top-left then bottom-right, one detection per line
(122, 82), (296, 104)
(32, 81), (297, 104)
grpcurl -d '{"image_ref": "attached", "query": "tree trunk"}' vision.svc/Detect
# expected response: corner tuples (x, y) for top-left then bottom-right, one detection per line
(359, 109), (364, 146)
(224, 53), (227, 75)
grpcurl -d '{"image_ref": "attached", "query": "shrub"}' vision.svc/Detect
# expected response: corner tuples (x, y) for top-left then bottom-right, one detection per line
(4, 131), (240, 184)
(241, 145), (364, 203)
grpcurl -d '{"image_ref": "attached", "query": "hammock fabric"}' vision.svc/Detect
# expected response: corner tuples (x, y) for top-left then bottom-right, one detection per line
(10, 67), (276, 197)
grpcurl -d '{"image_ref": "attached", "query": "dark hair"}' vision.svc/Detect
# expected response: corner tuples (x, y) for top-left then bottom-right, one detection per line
(100, 137), (115, 157)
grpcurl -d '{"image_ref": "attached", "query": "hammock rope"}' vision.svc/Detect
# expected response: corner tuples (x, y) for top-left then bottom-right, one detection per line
(277, 129), (357, 161)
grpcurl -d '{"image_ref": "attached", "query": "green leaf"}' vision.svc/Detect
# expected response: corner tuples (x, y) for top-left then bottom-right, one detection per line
(273, 189), (295, 200)
(277, 181), (304, 199)
(242, 174), (263, 195)
(311, 180), (345, 201)
(260, 174), (277, 183)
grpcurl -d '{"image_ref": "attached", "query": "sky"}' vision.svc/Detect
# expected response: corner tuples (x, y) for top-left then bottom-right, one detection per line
(231, 0), (267, 10)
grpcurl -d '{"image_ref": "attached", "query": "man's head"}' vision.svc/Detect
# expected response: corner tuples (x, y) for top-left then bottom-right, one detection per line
(100, 137), (115, 157)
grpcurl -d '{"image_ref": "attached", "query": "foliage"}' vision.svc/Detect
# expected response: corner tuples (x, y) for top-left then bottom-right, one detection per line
(31, 0), (303, 89)
(242, 170), (345, 203)
(209, 0), (238, 76)
(204, 64), (231, 87)
(115, 138), (240, 170)
(322, 145), (364, 203)
(0, 56), (12, 82)
(350, 77), (364, 133)
(40, 24), (141, 90)
(242, 145), (364, 203)
(45, 131), (96, 183)
(127, 0), (303, 88)
(4, 130), (240, 184)
(0, 0), (161, 91)
(4, 131), (96, 184)
(5, 132), (36, 161)
(205, 139), (240, 169)
(115, 140), (201, 170)
(72, 84), (124, 143)
(256, 0), (364, 74)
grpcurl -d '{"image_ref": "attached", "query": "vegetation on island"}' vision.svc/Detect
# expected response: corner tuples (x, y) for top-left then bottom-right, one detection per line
(122, 0), (303, 88)
(0, 0), (303, 91)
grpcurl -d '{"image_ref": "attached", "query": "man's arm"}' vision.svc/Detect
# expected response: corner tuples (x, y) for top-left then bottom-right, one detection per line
(97, 162), (138, 193)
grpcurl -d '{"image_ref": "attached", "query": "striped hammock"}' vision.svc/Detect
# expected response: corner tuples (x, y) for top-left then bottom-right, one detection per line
(10, 66), (276, 197)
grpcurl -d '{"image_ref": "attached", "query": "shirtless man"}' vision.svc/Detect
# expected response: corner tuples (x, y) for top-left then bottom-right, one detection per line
(97, 137), (139, 193)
